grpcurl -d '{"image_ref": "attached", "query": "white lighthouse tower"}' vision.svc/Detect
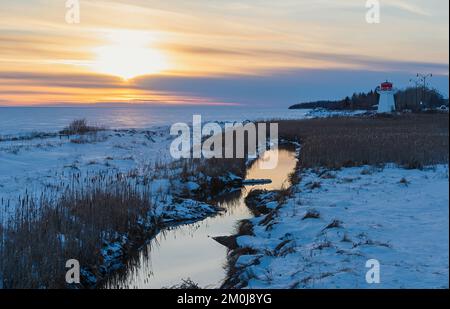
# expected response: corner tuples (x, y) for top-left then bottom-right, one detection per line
(376, 81), (397, 113)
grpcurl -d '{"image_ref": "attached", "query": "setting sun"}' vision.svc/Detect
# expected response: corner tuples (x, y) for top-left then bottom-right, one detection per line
(91, 30), (168, 80)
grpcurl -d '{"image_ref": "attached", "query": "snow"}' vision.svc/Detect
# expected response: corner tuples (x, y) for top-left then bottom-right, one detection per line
(156, 198), (220, 223)
(305, 108), (370, 118)
(0, 127), (222, 207)
(185, 181), (200, 192)
(0, 127), (174, 208)
(232, 165), (449, 289)
(227, 172), (243, 182)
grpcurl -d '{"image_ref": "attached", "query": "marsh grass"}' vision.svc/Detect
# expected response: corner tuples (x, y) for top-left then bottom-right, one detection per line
(165, 278), (201, 289)
(277, 113), (449, 169)
(60, 119), (105, 135)
(0, 175), (155, 289)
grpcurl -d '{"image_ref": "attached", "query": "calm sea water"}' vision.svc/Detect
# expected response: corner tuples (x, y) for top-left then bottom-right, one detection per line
(0, 105), (309, 135)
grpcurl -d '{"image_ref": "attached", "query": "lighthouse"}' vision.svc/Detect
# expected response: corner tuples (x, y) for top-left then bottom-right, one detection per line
(376, 81), (397, 113)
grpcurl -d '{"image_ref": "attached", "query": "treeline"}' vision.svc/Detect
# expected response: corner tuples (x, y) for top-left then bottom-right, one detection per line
(396, 87), (448, 111)
(289, 87), (448, 111)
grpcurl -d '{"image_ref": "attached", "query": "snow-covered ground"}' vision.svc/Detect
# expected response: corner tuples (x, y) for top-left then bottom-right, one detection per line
(231, 165), (449, 289)
(0, 106), (361, 208)
(0, 105), (311, 212)
(0, 127), (174, 207)
(304, 108), (369, 118)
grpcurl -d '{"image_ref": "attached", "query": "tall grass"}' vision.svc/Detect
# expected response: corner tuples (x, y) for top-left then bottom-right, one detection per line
(277, 113), (449, 168)
(0, 175), (155, 289)
(60, 119), (104, 135)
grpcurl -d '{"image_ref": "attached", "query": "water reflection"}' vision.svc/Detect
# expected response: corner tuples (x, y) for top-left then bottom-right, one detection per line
(107, 148), (297, 289)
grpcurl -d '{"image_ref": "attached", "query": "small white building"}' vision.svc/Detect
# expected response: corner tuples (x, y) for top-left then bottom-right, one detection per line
(376, 81), (397, 113)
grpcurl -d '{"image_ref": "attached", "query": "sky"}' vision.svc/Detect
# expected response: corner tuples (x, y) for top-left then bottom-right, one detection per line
(0, 0), (448, 106)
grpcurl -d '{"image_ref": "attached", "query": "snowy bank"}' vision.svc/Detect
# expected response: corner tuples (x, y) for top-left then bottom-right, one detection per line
(224, 165), (449, 289)
(304, 108), (370, 119)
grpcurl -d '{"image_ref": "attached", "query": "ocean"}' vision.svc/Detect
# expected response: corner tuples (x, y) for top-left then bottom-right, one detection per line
(0, 105), (309, 135)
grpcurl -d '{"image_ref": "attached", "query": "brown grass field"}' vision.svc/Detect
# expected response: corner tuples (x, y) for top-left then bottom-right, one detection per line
(277, 113), (449, 169)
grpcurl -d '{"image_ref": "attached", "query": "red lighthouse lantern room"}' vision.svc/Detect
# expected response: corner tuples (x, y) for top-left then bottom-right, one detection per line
(380, 81), (393, 91)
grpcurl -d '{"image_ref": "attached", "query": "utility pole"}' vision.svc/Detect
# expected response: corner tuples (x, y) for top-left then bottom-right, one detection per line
(409, 78), (420, 108)
(417, 73), (432, 108)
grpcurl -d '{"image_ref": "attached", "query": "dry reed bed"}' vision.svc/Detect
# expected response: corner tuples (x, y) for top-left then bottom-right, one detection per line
(0, 174), (157, 289)
(277, 113), (449, 169)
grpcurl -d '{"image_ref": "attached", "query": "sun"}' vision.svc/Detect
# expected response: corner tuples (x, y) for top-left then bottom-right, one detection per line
(91, 30), (168, 80)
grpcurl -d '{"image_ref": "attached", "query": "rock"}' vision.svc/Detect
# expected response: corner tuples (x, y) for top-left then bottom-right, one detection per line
(213, 235), (238, 250)
(242, 179), (272, 185)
